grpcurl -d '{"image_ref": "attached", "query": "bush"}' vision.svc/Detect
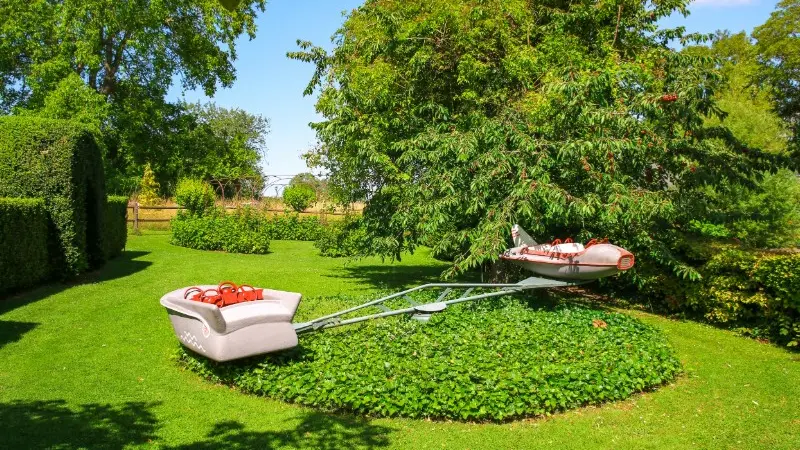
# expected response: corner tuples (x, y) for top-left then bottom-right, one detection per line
(282, 185), (316, 212)
(263, 213), (325, 241)
(171, 207), (270, 254)
(180, 297), (682, 421)
(0, 198), (50, 295)
(137, 163), (161, 206)
(102, 196), (128, 260)
(0, 116), (106, 276)
(685, 249), (800, 347)
(175, 179), (216, 216)
(315, 216), (368, 257)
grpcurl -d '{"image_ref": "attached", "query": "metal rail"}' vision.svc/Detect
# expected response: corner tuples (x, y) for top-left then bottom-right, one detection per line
(293, 276), (587, 333)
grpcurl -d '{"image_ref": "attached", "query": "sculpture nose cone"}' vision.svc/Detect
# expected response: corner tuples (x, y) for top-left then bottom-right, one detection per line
(617, 252), (635, 270)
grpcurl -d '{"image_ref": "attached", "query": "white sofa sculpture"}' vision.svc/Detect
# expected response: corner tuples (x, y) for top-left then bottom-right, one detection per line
(160, 286), (302, 362)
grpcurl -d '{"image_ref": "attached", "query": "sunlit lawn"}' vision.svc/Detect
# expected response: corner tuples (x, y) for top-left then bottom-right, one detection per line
(0, 232), (798, 449)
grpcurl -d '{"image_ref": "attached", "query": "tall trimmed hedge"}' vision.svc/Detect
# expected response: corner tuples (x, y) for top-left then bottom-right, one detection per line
(103, 196), (128, 260)
(0, 117), (106, 276)
(0, 198), (49, 295)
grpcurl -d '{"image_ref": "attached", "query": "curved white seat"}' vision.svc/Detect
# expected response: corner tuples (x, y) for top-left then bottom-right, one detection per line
(160, 285), (302, 362)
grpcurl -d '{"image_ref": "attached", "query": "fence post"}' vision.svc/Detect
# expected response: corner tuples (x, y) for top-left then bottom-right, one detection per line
(133, 202), (139, 234)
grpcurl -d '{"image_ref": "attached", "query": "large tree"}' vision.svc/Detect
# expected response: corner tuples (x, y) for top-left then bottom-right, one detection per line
(685, 31), (790, 154)
(682, 32), (798, 249)
(754, 0), (800, 151)
(0, 0), (266, 191)
(0, 0), (264, 108)
(293, 0), (788, 278)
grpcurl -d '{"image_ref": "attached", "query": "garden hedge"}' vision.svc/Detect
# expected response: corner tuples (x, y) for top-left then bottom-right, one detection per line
(263, 213), (324, 241)
(171, 208), (327, 254)
(0, 116), (106, 276)
(171, 208), (271, 254)
(0, 198), (50, 295)
(103, 196), (128, 260)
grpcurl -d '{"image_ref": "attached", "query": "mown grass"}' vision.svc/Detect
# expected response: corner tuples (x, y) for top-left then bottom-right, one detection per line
(0, 232), (798, 449)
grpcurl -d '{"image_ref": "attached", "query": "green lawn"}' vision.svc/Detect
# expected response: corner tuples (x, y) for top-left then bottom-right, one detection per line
(0, 232), (798, 449)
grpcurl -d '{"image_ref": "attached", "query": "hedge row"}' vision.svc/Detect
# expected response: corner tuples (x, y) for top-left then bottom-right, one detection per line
(170, 208), (327, 254)
(103, 196), (128, 260)
(0, 198), (50, 295)
(262, 213), (325, 241)
(0, 116), (106, 276)
(171, 208), (271, 254)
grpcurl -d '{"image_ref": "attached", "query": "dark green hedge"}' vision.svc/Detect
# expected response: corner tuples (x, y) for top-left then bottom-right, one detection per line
(0, 116), (106, 276)
(103, 196), (128, 260)
(0, 198), (50, 295)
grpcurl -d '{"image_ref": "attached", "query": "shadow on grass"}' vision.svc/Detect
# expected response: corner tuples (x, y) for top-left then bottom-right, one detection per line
(328, 263), (471, 291)
(0, 400), (395, 449)
(0, 400), (160, 449)
(0, 320), (38, 349)
(169, 414), (394, 450)
(0, 250), (152, 315)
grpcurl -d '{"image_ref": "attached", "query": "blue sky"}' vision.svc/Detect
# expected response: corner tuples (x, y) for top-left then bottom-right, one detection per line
(168, 0), (781, 176)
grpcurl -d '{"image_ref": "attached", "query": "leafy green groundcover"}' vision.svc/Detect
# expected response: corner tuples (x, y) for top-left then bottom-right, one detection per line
(180, 297), (682, 422)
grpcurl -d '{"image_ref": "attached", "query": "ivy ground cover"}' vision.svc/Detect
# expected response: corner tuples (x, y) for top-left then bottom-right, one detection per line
(182, 298), (681, 421)
(0, 233), (798, 448)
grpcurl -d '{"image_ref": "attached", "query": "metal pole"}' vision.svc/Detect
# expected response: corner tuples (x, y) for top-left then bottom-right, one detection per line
(295, 288), (522, 333)
(304, 282), (536, 325)
(292, 277), (586, 334)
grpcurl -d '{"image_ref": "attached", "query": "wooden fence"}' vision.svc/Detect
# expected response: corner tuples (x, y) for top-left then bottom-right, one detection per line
(126, 203), (348, 233)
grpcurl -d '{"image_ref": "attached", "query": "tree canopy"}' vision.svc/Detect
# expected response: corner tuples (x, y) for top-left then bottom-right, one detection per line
(685, 31), (790, 154)
(0, 0), (267, 193)
(293, 0), (790, 278)
(753, 0), (800, 152)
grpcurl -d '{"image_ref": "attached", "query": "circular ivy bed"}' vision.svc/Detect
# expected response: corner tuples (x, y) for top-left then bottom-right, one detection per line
(180, 297), (682, 422)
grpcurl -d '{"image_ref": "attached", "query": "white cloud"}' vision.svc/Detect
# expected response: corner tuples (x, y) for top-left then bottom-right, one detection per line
(691, 0), (753, 6)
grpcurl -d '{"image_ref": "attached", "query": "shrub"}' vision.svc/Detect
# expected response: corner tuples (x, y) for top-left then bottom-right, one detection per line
(175, 179), (216, 216)
(137, 163), (161, 206)
(263, 213), (325, 241)
(0, 198), (50, 295)
(102, 196), (128, 260)
(171, 207), (270, 254)
(180, 297), (682, 421)
(684, 249), (800, 347)
(315, 216), (368, 257)
(282, 184), (316, 212)
(0, 116), (106, 276)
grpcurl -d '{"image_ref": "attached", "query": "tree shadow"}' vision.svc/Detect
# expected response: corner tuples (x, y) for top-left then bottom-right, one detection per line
(328, 263), (477, 291)
(0, 320), (38, 349)
(0, 250), (152, 315)
(169, 413), (395, 450)
(0, 399), (160, 449)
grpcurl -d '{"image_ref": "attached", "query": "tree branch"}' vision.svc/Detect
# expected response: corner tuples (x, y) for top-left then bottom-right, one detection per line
(612, 5), (623, 48)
